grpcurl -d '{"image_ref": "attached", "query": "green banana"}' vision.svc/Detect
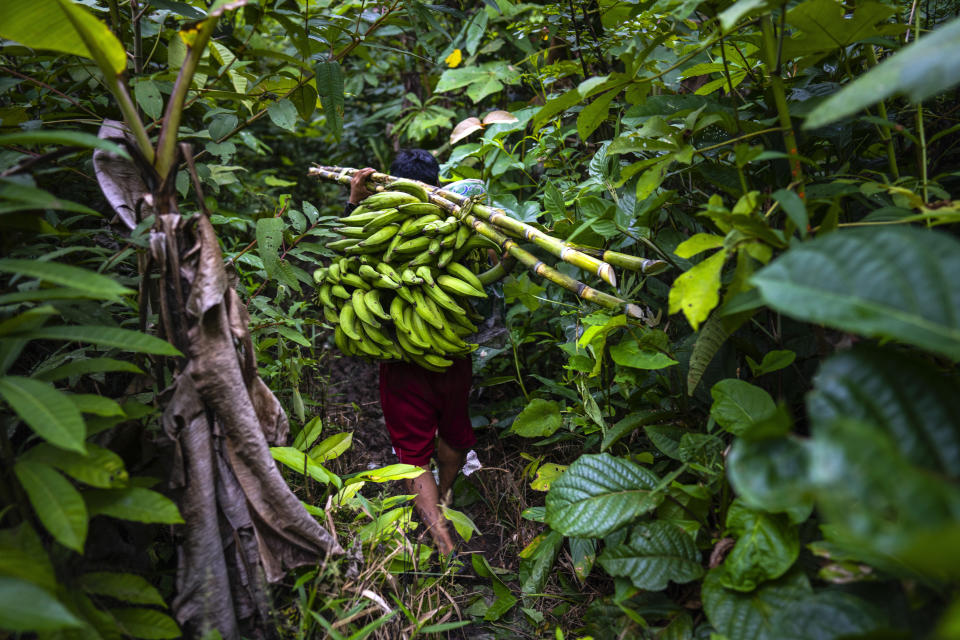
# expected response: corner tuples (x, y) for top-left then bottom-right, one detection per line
(362, 209), (402, 233)
(406, 307), (435, 349)
(406, 249), (435, 268)
(437, 274), (486, 298)
(376, 263), (403, 283)
(313, 267), (328, 284)
(351, 288), (381, 328)
(327, 238), (360, 252)
(361, 191), (422, 209)
(437, 248), (455, 268)
(331, 284), (352, 299)
(361, 321), (393, 348)
(454, 223), (471, 250)
(421, 353), (454, 370)
(395, 327), (424, 355)
(390, 295), (411, 334)
(363, 289), (391, 320)
(446, 261), (485, 292)
(339, 302), (363, 341)
(339, 210), (382, 225)
(359, 224), (399, 248)
(414, 289), (448, 330)
(401, 268), (424, 286)
(318, 283), (336, 308)
(423, 280), (466, 315)
(398, 202), (444, 216)
(336, 226), (371, 239)
(395, 236), (431, 253)
(395, 286), (416, 306)
(415, 266), (437, 288)
(340, 273), (371, 291)
(334, 325), (354, 356)
(387, 180), (429, 202)
(323, 305), (340, 325)
(400, 214), (441, 237)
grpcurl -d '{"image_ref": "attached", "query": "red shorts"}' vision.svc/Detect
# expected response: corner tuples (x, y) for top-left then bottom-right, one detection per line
(379, 358), (476, 466)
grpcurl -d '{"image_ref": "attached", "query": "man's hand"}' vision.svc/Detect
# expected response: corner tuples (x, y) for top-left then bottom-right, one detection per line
(349, 167), (376, 205)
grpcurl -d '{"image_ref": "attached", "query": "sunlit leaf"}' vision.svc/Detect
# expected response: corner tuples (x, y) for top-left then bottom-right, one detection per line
(14, 461), (87, 552)
(0, 376), (85, 453)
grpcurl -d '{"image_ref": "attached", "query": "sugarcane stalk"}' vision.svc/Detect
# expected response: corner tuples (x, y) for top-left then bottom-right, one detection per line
(309, 166), (644, 319)
(310, 165), (618, 288)
(566, 244), (669, 275)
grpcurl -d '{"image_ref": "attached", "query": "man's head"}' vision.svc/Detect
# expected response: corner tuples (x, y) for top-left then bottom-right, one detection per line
(390, 149), (440, 185)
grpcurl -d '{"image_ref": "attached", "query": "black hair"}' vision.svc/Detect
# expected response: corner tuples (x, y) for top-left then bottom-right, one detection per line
(390, 149), (440, 185)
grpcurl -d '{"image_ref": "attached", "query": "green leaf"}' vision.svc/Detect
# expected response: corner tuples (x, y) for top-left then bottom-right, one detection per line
(14, 461), (87, 552)
(719, 0), (776, 30)
(569, 536), (597, 583)
(772, 190), (807, 238)
(353, 463), (425, 482)
(807, 346), (960, 476)
(751, 227), (960, 361)
(687, 313), (731, 395)
(267, 98), (297, 132)
(0, 523), (57, 592)
(0, 258), (133, 299)
(746, 350), (795, 377)
(710, 379), (776, 436)
(0, 576), (83, 632)
(532, 87), (582, 131)
(530, 462), (567, 491)
(291, 83), (318, 122)
(0, 376), (85, 453)
(598, 521), (704, 590)
(270, 446), (341, 488)
(773, 591), (887, 639)
(309, 432), (352, 463)
(519, 529), (563, 594)
(0, 0), (125, 73)
(79, 572), (166, 607)
(609, 339), (678, 370)
(702, 569), (811, 640)
(292, 415), (323, 451)
(14, 325), (182, 356)
(69, 393), (125, 417)
(442, 505), (480, 542)
(804, 17), (959, 127)
(110, 608), (181, 639)
(315, 61), (344, 140)
(674, 233), (724, 258)
(545, 453), (661, 537)
(22, 442), (128, 488)
(256, 216), (300, 292)
(511, 398), (562, 437)
(577, 88), (617, 141)
(435, 61), (522, 103)
(668, 248), (728, 330)
(134, 79), (163, 120)
(0, 177), (100, 215)
(35, 357), (144, 382)
(783, 0), (900, 57)
(727, 437), (814, 523)
(719, 500), (799, 591)
(0, 131), (129, 159)
(85, 487), (184, 524)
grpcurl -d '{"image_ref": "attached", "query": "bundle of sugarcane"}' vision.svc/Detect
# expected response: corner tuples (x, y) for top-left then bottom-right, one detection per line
(310, 166), (663, 317)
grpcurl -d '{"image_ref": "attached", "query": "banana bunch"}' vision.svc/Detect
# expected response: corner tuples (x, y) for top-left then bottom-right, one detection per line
(314, 181), (492, 371)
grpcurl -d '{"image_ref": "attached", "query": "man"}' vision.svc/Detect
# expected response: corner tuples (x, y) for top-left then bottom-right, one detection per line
(346, 149), (474, 557)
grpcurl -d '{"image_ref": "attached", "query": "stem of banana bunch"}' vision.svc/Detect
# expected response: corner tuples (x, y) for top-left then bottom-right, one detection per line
(309, 166), (618, 287)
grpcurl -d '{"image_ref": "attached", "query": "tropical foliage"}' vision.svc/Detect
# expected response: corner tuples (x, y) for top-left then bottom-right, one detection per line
(1, 0), (959, 637)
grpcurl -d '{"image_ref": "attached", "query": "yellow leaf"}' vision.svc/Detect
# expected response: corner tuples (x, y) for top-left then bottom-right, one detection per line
(444, 48), (462, 68)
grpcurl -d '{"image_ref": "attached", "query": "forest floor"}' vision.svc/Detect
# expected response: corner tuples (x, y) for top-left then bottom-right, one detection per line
(303, 351), (551, 638)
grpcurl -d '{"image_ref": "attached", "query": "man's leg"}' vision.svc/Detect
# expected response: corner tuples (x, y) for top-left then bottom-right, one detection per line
(436, 436), (467, 505)
(406, 469), (455, 555)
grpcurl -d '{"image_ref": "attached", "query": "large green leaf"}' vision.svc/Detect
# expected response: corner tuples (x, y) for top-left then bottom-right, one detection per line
(727, 437), (814, 523)
(0, 576), (82, 632)
(710, 379), (775, 437)
(510, 398), (562, 437)
(308, 432), (352, 463)
(22, 442), (128, 488)
(11, 325), (181, 356)
(598, 521), (703, 590)
(14, 461), (88, 552)
(807, 346), (960, 476)
(435, 61), (522, 102)
(805, 16), (960, 128)
(0, 131), (128, 158)
(79, 572), (166, 607)
(256, 217), (300, 292)
(519, 529), (564, 594)
(85, 487), (184, 524)
(782, 0), (901, 58)
(35, 357), (144, 382)
(702, 569), (811, 640)
(668, 248), (727, 330)
(0, 0), (126, 73)
(609, 339), (678, 370)
(271, 446), (341, 488)
(110, 608), (181, 639)
(0, 376), (85, 453)
(773, 591), (888, 639)
(752, 227), (960, 361)
(719, 500), (799, 592)
(0, 178), (99, 215)
(545, 453), (661, 537)
(0, 523), (57, 592)
(315, 60), (344, 140)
